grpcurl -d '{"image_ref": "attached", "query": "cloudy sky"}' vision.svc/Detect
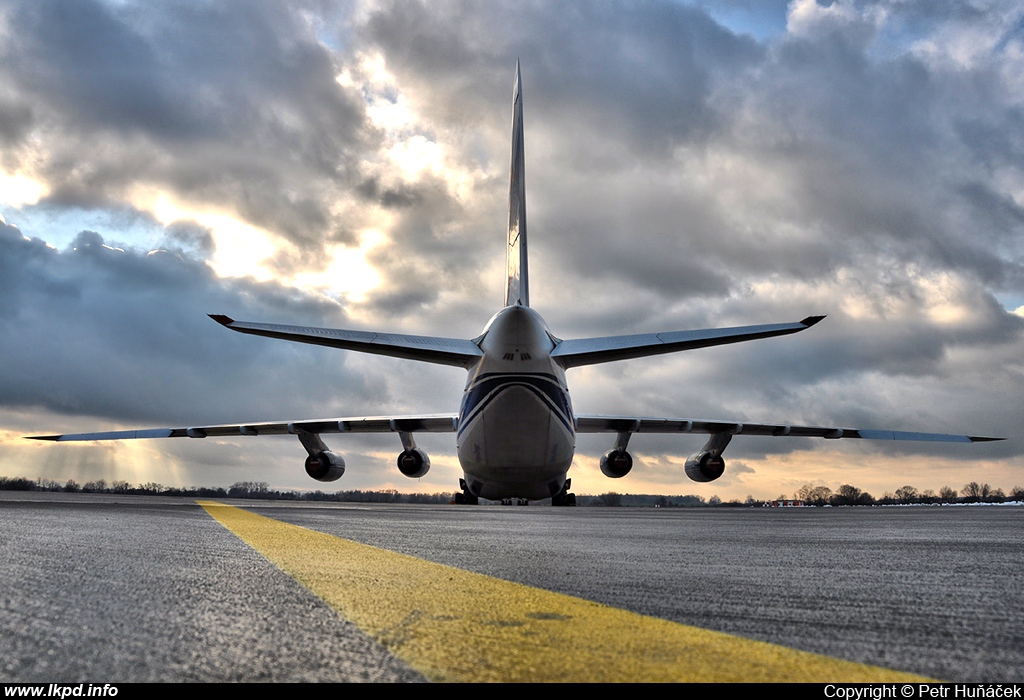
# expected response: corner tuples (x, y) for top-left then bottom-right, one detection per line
(2, 0), (1022, 500)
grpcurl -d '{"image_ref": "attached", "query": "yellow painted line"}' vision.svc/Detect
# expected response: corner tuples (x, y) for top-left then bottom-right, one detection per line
(198, 501), (930, 682)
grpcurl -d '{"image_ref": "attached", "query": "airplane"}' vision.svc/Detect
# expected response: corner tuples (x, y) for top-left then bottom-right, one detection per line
(29, 63), (1002, 505)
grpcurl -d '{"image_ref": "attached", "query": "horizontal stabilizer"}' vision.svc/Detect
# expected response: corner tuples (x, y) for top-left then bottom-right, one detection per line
(552, 317), (825, 369)
(209, 315), (483, 368)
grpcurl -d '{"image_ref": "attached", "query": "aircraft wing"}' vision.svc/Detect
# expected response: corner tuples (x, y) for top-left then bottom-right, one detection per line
(27, 415), (460, 442)
(551, 316), (826, 369)
(574, 415), (1003, 442)
(208, 315), (483, 368)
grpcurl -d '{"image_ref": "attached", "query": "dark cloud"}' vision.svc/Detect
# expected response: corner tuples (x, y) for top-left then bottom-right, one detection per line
(162, 220), (215, 257)
(0, 219), (379, 425)
(354, 176), (423, 208)
(365, 0), (762, 149)
(0, 97), (33, 147)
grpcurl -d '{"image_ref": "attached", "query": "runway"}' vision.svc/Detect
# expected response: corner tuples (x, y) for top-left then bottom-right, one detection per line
(1, 493), (1021, 682)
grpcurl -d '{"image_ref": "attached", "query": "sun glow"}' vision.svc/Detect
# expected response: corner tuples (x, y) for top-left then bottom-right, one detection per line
(343, 51), (480, 202)
(140, 190), (279, 281)
(0, 169), (48, 208)
(128, 178), (390, 302)
(387, 135), (444, 180)
(291, 229), (385, 303)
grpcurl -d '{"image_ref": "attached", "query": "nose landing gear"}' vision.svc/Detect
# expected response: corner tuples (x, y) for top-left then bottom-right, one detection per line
(454, 478), (479, 505)
(551, 479), (577, 507)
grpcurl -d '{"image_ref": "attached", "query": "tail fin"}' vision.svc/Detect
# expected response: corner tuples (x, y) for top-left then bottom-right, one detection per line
(505, 61), (529, 307)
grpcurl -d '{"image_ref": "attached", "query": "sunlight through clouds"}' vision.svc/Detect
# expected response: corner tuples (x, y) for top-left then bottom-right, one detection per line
(346, 51), (481, 202)
(144, 190), (279, 280)
(291, 229), (385, 304)
(0, 169), (47, 208)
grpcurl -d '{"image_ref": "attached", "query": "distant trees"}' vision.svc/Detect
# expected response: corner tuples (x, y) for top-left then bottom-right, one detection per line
(82, 479), (107, 493)
(228, 481), (270, 498)
(895, 485), (919, 504)
(794, 484), (876, 506)
(0, 476), (34, 491)
(833, 484), (861, 506)
(963, 482), (990, 502)
(581, 493), (711, 507)
(2, 472), (1022, 507)
(834, 484), (876, 506)
(787, 480), (1024, 506)
(796, 484), (833, 506)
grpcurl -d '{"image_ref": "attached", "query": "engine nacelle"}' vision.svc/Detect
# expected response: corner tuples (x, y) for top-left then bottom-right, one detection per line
(305, 451), (346, 482)
(397, 448), (430, 478)
(684, 451), (725, 482)
(600, 449), (633, 478)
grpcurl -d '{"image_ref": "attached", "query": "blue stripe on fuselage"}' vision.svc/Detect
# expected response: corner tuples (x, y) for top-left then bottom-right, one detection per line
(458, 372), (574, 437)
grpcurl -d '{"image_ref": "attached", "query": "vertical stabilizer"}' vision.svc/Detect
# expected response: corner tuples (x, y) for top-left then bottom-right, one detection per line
(505, 61), (529, 307)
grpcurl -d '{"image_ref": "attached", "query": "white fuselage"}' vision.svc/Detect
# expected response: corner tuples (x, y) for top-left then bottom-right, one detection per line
(456, 305), (575, 500)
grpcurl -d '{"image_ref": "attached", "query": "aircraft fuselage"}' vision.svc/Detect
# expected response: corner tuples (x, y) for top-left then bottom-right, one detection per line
(457, 305), (575, 500)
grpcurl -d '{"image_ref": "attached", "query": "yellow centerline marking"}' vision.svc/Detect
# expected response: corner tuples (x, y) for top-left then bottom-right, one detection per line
(199, 501), (930, 682)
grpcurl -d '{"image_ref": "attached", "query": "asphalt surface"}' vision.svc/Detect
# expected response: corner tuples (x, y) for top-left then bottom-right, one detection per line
(1, 492), (1021, 682)
(0, 494), (423, 682)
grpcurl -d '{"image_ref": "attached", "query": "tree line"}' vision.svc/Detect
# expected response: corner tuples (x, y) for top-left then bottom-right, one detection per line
(0, 476), (456, 504)
(2, 475), (1022, 506)
(793, 482), (1024, 506)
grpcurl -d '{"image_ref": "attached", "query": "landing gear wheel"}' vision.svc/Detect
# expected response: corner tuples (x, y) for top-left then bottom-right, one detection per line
(551, 480), (577, 507)
(455, 478), (479, 505)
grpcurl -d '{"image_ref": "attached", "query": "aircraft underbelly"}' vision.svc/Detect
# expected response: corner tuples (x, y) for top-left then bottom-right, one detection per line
(458, 385), (574, 500)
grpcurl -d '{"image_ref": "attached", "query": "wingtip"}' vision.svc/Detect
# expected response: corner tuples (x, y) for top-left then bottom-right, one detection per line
(208, 314), (235, 326)
(25, 435), (62, 441)
(968, 436), (1007, 442)
(800, 315), (827, 327)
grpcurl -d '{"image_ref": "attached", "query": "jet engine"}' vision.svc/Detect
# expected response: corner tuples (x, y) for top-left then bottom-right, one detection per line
(397, 448), (430, 478)
(600, 449), (633, 478)
(684, 451), (725, 482)
(305, 451), (346, 482)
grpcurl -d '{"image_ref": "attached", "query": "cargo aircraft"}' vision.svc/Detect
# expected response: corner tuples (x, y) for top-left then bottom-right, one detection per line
(31, 64), (1001, 505)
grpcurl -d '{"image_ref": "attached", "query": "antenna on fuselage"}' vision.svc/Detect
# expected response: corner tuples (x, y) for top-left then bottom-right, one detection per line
(505, 60), (529, 308)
